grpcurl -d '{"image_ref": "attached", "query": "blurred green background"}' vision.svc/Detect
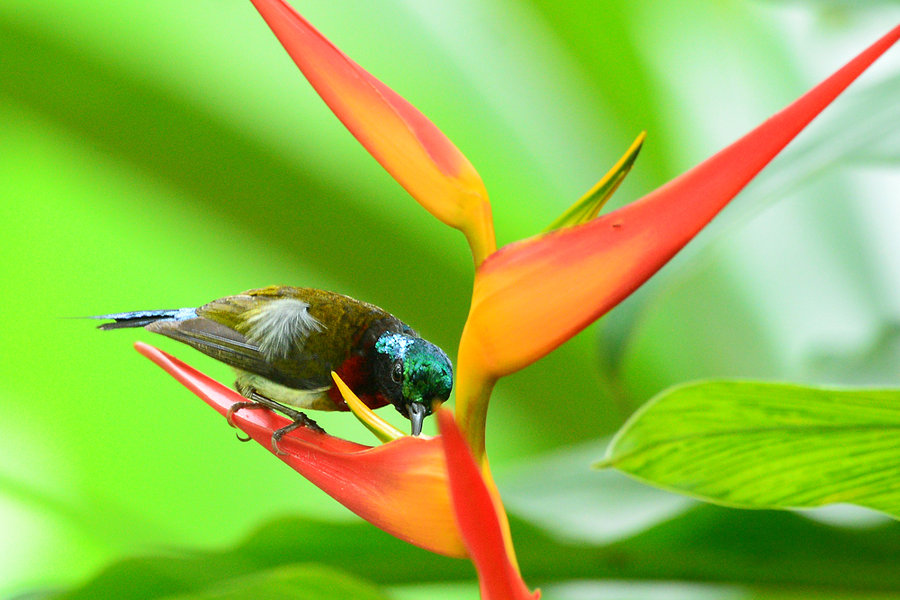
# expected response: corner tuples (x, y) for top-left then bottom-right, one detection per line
(2, 0), (899, 598)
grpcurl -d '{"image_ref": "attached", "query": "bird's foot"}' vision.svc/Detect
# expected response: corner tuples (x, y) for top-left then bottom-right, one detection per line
(231, 386), (326, 452)
(272, 412), (325, 455)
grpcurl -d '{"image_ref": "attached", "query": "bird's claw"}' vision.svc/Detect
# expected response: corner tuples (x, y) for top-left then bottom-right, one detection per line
(226, 401), (268, 442)
(271, 413), (325, 455)
(228, 389), (325, 453)
(226, 401), (265, 428)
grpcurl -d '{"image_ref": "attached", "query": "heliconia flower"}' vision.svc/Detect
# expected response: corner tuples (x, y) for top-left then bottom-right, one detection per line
(454, 24), (900, 460)
(246, 0), (898, 460)
(134, 342), (467, 559)
(438, 410), (540, 600)
(248, 0), (495, 265)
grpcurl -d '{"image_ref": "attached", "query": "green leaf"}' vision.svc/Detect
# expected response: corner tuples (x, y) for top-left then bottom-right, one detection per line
(599, 381), (900, 517)
(543, 132), (645, 232)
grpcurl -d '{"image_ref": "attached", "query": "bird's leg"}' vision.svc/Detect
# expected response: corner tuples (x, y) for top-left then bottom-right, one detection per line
(230, 383), (325, 453)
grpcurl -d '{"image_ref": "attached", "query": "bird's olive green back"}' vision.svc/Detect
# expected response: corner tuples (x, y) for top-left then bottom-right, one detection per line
(197, 286), (408, 387)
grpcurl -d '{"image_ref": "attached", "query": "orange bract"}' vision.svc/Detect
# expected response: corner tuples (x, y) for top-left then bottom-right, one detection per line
(250, 0), (495, 264)
(454, 24), (900, 458)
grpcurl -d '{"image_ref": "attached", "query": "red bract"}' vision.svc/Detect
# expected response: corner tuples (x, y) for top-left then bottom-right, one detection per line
(438, 410), (540, 600)
(135, 342), (467, 559)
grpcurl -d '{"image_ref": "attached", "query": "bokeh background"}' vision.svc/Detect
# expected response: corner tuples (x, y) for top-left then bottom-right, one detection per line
(2, 0), (899, 598)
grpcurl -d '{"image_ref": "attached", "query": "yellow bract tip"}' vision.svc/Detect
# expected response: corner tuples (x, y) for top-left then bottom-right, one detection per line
(331, 371), (405, 443)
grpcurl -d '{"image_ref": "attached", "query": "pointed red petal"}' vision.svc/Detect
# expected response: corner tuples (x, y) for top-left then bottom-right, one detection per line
(460, 25), (900, 379)
(438, 410), (539, 600)
(249, 0), (495, 263)
(136, 342), (466, 557)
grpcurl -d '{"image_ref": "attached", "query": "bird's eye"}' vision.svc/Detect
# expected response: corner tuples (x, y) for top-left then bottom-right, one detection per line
(391, 362), (403, 384)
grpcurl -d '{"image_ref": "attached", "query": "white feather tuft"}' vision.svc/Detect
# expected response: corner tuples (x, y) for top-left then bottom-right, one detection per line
(244, 298), (323, 360)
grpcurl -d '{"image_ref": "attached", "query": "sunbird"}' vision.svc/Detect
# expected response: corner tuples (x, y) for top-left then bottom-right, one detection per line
(95, 286), (453, 447)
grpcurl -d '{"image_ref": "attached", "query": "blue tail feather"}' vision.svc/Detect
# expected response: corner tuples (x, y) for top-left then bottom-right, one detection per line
(93, 308), (197, 330)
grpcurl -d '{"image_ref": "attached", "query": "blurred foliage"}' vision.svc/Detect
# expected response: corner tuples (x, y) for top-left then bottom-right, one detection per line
(32, 474), (900, 598)
(1, 0), (898, 598)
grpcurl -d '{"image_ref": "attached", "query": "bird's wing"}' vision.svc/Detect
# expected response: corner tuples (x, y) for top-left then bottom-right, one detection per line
(198, 294), (324, 362)
(146, 317), (276, 378)
(186, 292), (333, 389)
(243, 297), (324, 361)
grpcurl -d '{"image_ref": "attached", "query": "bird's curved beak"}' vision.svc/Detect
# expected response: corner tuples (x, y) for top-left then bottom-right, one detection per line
(407, 402), (427, 436)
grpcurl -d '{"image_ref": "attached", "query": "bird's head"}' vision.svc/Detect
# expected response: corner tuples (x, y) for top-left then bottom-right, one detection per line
(373, 333), (453, 435)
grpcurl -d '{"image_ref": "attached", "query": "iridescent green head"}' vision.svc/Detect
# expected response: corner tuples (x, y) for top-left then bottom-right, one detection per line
(373, 333), (453, 435)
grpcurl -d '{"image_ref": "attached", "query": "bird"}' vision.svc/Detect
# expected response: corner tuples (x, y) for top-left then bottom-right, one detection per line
(94, 285), (453, 449)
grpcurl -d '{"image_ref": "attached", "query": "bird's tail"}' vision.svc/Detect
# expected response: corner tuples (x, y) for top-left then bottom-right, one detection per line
(92, 307), (197, 330)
